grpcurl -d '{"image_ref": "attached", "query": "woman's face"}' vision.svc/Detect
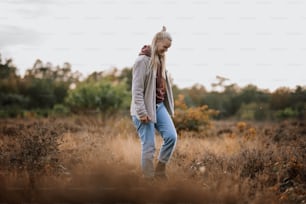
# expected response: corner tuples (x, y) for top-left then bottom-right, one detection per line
(157, 38), (171, 56)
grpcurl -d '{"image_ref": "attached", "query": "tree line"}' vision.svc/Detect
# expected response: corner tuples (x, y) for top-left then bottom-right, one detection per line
(0, 55), (305, 120)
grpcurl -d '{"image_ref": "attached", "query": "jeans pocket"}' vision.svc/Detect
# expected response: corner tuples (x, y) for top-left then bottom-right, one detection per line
(132, 116), (141, 131)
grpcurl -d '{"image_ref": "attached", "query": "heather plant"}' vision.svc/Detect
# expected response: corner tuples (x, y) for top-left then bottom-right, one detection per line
(0, 120), (66, 188)
(173, 94), (219, 132)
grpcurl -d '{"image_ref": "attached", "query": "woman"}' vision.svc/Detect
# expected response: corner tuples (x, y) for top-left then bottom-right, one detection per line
(130, 26), (177, 179)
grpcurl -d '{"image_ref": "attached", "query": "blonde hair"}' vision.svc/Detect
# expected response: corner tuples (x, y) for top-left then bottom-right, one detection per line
(150, 26), (172, 79)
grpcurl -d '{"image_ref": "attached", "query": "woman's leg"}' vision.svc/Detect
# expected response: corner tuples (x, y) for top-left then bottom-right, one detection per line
(155, 103), (177, 165)
(132, 116), (156, 178)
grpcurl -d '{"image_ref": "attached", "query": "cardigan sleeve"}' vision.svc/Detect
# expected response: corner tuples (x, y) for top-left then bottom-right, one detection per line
(132, 57), (148, 118)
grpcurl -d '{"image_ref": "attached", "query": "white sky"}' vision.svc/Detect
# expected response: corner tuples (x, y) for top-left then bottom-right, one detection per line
(0, 0), (306, 91)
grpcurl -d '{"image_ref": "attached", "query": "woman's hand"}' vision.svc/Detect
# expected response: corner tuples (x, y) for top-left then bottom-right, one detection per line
(140, 115), (151, 123)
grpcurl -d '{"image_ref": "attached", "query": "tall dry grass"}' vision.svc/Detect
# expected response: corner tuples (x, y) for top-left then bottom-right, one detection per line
(0, 115), (305, 203)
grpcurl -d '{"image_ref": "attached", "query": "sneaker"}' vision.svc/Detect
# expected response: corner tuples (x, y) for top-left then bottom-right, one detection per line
(154, 161), (168, 180)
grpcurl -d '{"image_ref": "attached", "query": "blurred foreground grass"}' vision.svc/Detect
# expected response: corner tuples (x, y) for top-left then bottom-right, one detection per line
(0, 116), (305, 203)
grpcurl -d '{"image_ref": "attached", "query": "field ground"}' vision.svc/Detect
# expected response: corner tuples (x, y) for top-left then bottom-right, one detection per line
(0, 115), (305, 203)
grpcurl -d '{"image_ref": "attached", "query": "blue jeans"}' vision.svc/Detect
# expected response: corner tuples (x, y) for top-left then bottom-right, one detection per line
(132, 102), (177, 178)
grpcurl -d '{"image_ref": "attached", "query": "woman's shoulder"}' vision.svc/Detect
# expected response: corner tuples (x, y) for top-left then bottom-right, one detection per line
(134, 55), (150, 70)
(135, 55), (150, 64)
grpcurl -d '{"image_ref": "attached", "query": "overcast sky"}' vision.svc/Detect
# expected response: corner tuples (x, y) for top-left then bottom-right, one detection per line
(1, 0), (305, 91)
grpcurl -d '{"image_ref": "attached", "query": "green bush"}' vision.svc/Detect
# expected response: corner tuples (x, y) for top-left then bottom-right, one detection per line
(25, 79), (56, 108)
(0, 107), (23, 118)
(276, 107), (298, 119)
(237, 102), (271, 121)
(65, 80), (130, 113)
(0, 93), (30, 108)
(52, 104), (70, 116)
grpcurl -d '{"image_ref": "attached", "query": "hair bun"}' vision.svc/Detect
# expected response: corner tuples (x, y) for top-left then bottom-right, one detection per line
(162, 26), (166, 32)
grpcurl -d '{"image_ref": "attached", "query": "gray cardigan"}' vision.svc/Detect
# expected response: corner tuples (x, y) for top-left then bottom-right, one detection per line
(130, 55), (174, 123)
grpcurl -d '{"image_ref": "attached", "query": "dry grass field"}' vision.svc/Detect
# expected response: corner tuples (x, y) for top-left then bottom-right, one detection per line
(0, 115), (305, 203)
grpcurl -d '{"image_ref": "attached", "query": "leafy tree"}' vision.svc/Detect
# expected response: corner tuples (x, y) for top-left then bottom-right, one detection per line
(290, 86), (306, 119)
(22, 59), (81, 108)
(270, 87), (291, 110)
(0, 57), (29, 117)
(236, 85), (269, 104)
(25, 78), (55, 108)
(118, 67), (133, 90)
(186, 83), (207, 107)
(0, 58), (20, 93)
